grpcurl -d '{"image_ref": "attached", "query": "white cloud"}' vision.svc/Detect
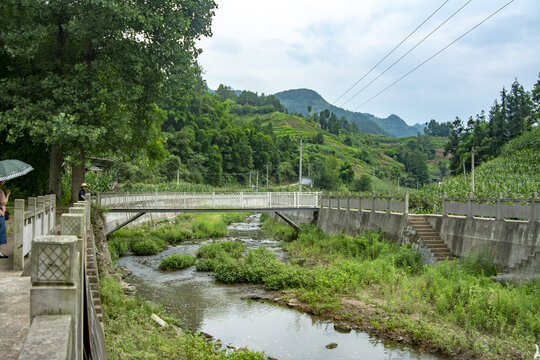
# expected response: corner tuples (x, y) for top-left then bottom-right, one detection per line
(198, 0), (540, 124)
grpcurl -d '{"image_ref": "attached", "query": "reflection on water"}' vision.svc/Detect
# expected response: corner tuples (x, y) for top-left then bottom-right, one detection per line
(119, 214), (445, 360)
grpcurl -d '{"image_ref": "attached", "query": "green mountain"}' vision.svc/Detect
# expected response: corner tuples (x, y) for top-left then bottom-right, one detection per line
(273, 89), (420, 138)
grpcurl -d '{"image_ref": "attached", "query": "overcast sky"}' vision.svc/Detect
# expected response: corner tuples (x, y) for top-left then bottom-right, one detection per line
(197, 0), (540, 125)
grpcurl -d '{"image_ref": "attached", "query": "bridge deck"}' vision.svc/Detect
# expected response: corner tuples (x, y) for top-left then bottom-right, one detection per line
(106, 207), (320, 213)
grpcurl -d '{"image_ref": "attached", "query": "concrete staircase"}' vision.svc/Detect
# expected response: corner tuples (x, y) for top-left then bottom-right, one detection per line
(407, 215), (454, 261)
(86, 232), (103, 325)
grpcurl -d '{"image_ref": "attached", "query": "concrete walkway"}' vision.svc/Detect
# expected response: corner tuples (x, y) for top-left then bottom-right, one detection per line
(0, 231), (31, 360)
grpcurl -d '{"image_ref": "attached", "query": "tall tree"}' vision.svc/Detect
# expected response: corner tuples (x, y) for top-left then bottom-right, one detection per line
(0, 0), (216, 201)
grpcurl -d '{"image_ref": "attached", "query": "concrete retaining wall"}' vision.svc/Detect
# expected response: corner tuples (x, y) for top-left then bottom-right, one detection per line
(424, 215), (540, 269)
(278, 209), (540, 273)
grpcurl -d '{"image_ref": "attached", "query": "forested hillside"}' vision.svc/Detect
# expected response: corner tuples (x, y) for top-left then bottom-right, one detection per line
(411, 76), (540, 212)
(156, 83), (447, 192)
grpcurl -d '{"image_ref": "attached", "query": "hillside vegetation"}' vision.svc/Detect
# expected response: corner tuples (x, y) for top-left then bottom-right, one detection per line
(411, 126), (540, 212)
(273, 88), (423, 137)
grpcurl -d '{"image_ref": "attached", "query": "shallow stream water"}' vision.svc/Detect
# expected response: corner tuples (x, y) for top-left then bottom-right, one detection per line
(118, 214), (445, 360)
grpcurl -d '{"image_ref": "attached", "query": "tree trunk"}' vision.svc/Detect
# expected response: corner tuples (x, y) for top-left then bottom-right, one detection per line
(48, 145), (63, 201)
(71, 149), (86, 204)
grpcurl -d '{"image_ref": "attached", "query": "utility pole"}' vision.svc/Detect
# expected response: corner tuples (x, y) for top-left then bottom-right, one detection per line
(297, 137), (305, 193)
(176, 170), (179, 187)
(249, 171), (252, 188)
(471, 147), (475, 193)
(266, 164), (269, 188)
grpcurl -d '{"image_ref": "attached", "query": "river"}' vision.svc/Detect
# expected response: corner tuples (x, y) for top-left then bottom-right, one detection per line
(118, 214), (445, 360)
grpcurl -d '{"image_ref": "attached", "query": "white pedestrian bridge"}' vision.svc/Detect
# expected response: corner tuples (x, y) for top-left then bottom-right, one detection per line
(95, 192), (321, 235)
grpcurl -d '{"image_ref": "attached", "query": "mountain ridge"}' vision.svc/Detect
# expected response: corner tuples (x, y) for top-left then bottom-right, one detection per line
(273, 88), (422, 137)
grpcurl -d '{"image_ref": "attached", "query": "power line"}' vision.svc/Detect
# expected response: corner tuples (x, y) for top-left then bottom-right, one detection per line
(333, 0), (450, 105)
(342, 0), (472, 106)
(353, 0), (515, 111)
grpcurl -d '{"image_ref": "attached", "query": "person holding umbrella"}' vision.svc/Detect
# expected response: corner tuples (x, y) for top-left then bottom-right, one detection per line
(0, 181), (10, 257)
(0, 159), (34, 258)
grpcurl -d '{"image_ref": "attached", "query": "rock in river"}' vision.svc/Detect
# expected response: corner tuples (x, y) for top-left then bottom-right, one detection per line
(325, 342), (338, 349)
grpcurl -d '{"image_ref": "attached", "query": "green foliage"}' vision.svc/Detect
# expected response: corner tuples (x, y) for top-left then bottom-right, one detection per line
(461, 248), (497, 277)
(0, 0), (216, 197)
(131, 238), (164, 256)
(351, 174), (372, 192)
(412, 125), (540, 212)
(197, 241), (246, 260)
(444, 78), (538, 175)
(160, 254), (196, 271)
(85, 171), (113, 193)
(120, 182), (213, 193)
(262, 218), (298, 242)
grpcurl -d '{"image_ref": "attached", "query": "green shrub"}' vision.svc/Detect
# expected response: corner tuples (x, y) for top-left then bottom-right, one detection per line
(196, 241), (245, 259)
(391, 245), (424, 274)
(149, 225), (192, 243)
(132, 238), (163, 256)
(160, 254), (196, 271)
(192, 218), (227, 238)
(243, 248), (283, 283)
(108, 237), (133, 261)
(461, 248), (497, 276)
(195, 258), (219, 272)
(214, 256), (245, 284)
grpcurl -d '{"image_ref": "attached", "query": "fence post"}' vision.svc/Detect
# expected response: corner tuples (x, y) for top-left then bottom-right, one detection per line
(13, 199), (25, 270)
(531, 192), (538, 223)
(442, 192), (447, 217)
(404, 192), (409, 216)
(240, 192), (244, 209)
(496, 193), (503, 221)
(30, 234), (81, 360)
(467, 192), (473, 219)
(357, 193), (362, 218)
(347, 192), (351, 211)
(28, 197), (36, 241)
(60, 212), (86, 360)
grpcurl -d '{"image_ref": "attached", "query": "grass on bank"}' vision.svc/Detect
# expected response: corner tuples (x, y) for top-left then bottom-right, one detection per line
(204, 217), (539, 359)
(107, 212), (246, 261)
(100, 276), (266, 360)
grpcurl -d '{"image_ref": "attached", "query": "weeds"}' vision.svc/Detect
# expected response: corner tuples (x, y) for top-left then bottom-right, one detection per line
(160, 254), (196, 271)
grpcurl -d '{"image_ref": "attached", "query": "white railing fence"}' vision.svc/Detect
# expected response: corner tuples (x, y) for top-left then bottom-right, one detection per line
(443, 192), (539, 222)
(95, 191), (321, 210)
(14, 194), (57, 270)
(321, 192), (409, 215)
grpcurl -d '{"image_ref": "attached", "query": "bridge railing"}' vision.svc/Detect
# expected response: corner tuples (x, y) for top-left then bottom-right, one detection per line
(13, 194), (57, 270)
(321, 192), (409, 214)
(443, 192), (539, 222)
(95, 191), (321, 209)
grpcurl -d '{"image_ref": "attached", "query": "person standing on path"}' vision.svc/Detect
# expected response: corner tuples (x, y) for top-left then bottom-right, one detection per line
(0, 181), (10, 258)
(79, 183), (88, 201)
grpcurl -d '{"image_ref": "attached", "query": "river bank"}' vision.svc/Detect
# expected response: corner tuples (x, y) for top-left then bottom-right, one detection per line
(257, 218), (538, 360)
(94, 207), (538, 359)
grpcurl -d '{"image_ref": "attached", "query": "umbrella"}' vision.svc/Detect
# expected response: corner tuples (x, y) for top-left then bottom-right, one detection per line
(0, 159), (34, 181)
